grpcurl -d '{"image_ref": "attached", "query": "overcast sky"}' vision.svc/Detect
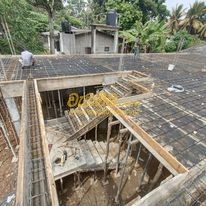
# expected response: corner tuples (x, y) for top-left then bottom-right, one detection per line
(166, 0), (197, 11)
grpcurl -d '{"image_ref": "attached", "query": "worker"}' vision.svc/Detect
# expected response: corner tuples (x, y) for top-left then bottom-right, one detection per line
(19, 49), (35, 69)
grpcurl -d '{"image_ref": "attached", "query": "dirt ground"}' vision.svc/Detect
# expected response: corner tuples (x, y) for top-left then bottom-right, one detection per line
(58, 162), (146, 206)
(0, 146), (18, 205)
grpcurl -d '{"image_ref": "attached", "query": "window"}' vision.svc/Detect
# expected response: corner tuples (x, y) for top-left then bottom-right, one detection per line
(104, 47), (110, 52)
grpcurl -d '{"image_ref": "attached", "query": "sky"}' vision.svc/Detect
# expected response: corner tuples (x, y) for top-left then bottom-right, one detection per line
(166, 0), (197, 11)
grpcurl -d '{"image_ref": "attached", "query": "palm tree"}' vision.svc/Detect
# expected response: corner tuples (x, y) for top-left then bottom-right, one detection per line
(167, 4), (186, 34)
(180, 1), (206, 34)
(198, 23), (206, 38)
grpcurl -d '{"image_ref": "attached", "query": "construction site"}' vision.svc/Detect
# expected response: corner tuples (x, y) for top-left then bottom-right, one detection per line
(0, 45), (206, 206)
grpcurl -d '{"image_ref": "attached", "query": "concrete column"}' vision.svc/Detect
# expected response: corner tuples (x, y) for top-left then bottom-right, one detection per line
(60, 33), (64, 53)
(114, 30), (119, 53)
(5, 97), (20, 136)
(91, 26), (96, 54)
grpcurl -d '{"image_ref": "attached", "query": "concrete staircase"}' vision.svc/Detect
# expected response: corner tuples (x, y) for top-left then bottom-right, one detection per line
(50, 139), (127, 180)
(46, 73), (148, 180)
(47, 75), (141, 141)
(60, 79), (135, 140)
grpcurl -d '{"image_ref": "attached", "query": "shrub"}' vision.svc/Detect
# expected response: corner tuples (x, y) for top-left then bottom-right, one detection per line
(165, 30), (194, 52)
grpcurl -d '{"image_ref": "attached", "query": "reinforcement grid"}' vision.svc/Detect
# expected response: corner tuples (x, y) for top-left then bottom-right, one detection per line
(26, 80), (50, 206)
(1, 56), (112, 80)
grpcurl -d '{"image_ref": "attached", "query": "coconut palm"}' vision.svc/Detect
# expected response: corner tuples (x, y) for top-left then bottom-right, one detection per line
(167, 4), (186, 34)
(180, 1), (206, 34)
(198, 23), (206, 38)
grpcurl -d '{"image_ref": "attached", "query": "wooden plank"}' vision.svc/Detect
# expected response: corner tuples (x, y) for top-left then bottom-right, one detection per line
(87, 102), (97, 116)
(80, 106), (90, 121)
(99, 141), (116, 164)
(128, 80), (150, 93)
(79, 140), (96, 167)
(116, 81), (130, 92)
(99, 93), (188, 175)
(93, 141), (106, 163)
(34, 80), (59, 205)
(87, 140), (103, 166)
(16, 81), (27, 206)
(132, 70), (148, 77)
(66, 114), (76, 133)
(72, 109), (83, 126)
(111, 85), (124, 96)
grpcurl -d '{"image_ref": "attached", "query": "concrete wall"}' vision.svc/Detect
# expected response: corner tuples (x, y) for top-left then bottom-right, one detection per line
(60, 33), (76, 55)
(75, 32), (91, 54)
(43, 31), (118, 54)
(75, 32), (115, 54)
(36, 71), (131, 92)
(96, 32), (115, 54)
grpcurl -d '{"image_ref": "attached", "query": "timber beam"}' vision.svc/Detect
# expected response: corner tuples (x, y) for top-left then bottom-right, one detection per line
(99, 92), (188, 175)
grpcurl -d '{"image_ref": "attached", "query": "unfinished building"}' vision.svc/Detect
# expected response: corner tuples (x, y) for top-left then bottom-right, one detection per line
(0, 46), (206, 206)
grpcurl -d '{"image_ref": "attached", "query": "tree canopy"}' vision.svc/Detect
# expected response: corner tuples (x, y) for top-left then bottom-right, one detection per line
(0, 0), (47, 54)
(0, 0), (205, 54)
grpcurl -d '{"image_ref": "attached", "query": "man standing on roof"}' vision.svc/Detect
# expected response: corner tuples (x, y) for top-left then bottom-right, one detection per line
(19, 49), (35, 69)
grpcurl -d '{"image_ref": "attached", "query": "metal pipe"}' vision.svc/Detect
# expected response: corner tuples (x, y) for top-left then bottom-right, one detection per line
(103, 115), (113, 184)
(47, 91), (52, 108)
(115, 124), (122, 174)
(83, 86), (86, 101)
(51, 91), (57, 118)
(60, 178), (64, 192)
(44, 92), (50, 119)
(58, 90), (63, 116)
(95, 125), (98, 141)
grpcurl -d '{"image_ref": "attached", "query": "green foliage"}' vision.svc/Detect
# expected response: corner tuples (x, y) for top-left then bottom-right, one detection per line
(138, 0), (169, 23)
(119, 19), (169, 53)
(26, 0), (63, 15)
(165, 30), (194, 52)
(55, 6), (84, 28)
(134, 20), (169, 53)
(106, 0), (142, 30)
(164, 40), (176, 52)
(0, 0), (46, 54)
(167, 4), (186, 34)
(168, 1), (206, 38)
(0, 39), (11, 54)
